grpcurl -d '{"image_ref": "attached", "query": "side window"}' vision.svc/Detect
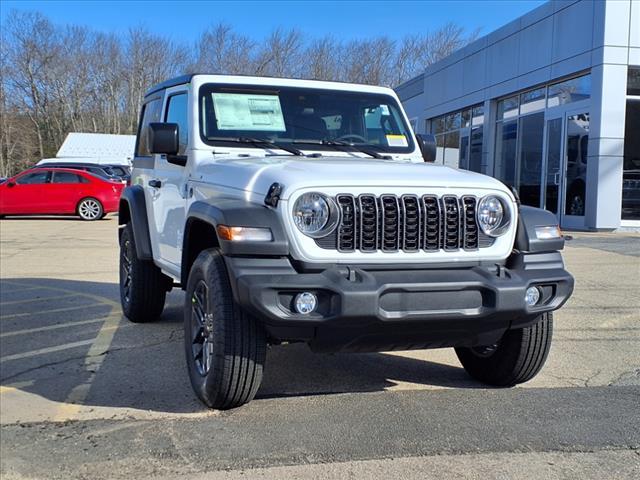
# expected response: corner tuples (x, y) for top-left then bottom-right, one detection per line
(52, 172), (83, 184)
(165, 93), (189, 154)
(136, 98), (163, 157)
(16, 171), (51, 184)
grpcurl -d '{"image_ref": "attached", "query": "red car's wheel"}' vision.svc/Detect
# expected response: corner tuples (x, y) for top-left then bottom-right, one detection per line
(77, 197), (103, 221)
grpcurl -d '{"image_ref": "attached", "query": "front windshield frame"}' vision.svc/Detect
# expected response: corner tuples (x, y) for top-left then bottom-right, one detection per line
(198, 83), (416, 154)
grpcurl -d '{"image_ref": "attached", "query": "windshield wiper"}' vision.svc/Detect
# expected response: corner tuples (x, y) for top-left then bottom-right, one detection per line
(209, 136), (303, 156)
(293, 139), (390, 159)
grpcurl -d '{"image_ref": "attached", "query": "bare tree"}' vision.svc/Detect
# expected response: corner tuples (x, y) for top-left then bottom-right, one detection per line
(0, 10), (479, 176)
(195, 23), (256, 75)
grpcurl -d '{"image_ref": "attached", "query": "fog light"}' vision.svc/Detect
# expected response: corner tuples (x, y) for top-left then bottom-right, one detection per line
(525, 286), (541, 306)
(294, 292), (317, 314)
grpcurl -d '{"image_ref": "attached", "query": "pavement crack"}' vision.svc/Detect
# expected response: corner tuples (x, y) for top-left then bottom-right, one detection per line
(0, 355), (88, 383)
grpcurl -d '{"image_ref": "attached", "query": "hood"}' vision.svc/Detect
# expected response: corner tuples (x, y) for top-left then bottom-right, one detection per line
(195, 155), (512, 200)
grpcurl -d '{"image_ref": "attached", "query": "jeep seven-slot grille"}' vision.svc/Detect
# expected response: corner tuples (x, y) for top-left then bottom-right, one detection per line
(329, 194), (485, 253)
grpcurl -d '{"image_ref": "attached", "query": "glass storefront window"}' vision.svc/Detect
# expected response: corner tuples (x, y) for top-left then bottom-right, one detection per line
(547, 74), (591, 107)
(622, 98), (640, 220)
(469, 125), (483, 173)
(461, 109), (471, 128)
(517, 112), (545, 207)
(428, 105), (483, 171)
(498, 96), (519, 120)
(628, 67), (640, 96)
(472, 105), (484, 126)
(444, 130), (460, 168)
(494, 120), (518, 188)
(520, 88), (546, 115)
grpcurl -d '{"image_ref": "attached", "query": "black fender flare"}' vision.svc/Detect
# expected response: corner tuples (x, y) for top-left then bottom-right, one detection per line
(182, 200), (290, 285)
(118, 185), (153, 260)
(514, 205), (565, 253)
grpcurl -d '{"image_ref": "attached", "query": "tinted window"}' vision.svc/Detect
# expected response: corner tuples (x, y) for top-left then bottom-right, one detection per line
(52, 172), (83, 184)
(136, 98), (163, 156)
(110, 166), (126, 176)
(87, 167), (110, 179)
(17, 171), (50, 184)
(166, 93), (189, 154)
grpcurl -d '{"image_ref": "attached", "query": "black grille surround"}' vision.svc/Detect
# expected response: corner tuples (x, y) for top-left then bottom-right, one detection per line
(315, 194), (495, 253)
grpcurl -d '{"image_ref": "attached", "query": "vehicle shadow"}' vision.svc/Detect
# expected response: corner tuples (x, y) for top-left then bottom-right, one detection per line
(0, 277), (480, 416)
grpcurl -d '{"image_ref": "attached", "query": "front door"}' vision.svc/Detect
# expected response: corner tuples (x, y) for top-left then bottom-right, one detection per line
(147, 88), (190, 268)
(542, 110), (589, 225)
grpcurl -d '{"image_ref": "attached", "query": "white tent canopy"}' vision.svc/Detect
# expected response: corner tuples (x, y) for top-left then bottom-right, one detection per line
(37, 132), (136, 166)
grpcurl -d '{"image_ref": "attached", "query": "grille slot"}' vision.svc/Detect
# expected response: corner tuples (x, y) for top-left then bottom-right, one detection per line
(328, 193), (494, 253)
(462, 196), (479, 249)
(380, 195), (401, 251)
(336, 194), (357, 252)
(358, 195), (378, 251)
(401, 195), (421, 251)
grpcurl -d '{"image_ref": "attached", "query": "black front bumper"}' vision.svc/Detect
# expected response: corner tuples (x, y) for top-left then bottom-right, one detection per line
(225, 252), (574, 353)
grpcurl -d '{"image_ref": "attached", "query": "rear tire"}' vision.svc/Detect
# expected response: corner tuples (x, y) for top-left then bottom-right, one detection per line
(77, 197), (103, 221)
(119, 223), (168, 323)
(184, 248), (266, 409)
(455, 312), (553, 386)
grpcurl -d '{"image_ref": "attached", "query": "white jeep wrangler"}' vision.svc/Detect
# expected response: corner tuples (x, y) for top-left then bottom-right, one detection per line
(119, 74), (574, 409)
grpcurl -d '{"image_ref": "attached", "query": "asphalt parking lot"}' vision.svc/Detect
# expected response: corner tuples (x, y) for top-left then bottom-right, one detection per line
(1, 216), (639, 479)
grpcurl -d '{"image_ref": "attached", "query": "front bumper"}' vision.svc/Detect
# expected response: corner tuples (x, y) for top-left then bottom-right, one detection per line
(226, 252), (574, 353)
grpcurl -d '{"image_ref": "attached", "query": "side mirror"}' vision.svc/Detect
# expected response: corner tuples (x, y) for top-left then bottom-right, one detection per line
(6, 181), (15, 188)
(149, 123), (179, 156)
(416, 133), (437, 163)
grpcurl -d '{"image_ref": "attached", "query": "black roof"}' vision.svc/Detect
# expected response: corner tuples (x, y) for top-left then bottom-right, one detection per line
(144, 74), (197, 98)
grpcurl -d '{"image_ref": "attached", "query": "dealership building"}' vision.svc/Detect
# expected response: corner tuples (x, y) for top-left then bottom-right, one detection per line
(396, 0), (640, 230)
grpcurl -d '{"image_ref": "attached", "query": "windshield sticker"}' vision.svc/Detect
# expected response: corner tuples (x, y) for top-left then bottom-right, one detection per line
(385, 134), (408, 147)
(212, 93), (286, 131)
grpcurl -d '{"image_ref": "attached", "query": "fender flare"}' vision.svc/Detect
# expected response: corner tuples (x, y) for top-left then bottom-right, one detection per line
(118, 185), (153, 260)
(184, 200), (289, 256)
(514, 205), (565, 253)
(181, 200), (290, 286)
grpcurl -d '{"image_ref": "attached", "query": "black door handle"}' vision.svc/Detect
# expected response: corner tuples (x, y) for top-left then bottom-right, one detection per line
(148, 179), (162, 188)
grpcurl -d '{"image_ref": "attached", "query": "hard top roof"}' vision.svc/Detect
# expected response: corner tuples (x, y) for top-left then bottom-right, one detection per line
(144, 74), (395, 98)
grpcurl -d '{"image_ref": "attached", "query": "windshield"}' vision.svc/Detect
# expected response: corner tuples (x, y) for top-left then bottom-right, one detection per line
(199, 83), (414, 154)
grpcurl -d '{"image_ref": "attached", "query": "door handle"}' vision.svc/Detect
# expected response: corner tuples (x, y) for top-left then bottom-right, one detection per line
(148, 179), (162, 188)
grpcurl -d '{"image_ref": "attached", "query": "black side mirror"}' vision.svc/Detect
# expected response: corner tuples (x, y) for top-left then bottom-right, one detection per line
(149, 123), (179, 156)
(416, 133), (437, 163)
(6, 181), (15, 188)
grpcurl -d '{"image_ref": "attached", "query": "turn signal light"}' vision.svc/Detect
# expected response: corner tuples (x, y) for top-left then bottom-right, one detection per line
(216, 225), (272, 242)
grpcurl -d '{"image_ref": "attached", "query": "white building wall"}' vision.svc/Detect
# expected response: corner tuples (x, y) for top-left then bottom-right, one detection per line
(396, 0), (638, 230)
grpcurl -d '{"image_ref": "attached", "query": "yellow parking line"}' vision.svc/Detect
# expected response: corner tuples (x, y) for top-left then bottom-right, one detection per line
(0, 339), (95, 363)
(0, 280), (120, 308)
(0, 303), (108, 320)
(0, 292), (80, 306)
(0, 286), (48, 294)
(55, 310), (123, 420)
(2, 279), (125, 422)
(0, 381), (35, 394)
(0, 316), (112, 338)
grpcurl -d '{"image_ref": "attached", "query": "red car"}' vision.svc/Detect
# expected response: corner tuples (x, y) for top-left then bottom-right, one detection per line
(0, 167), (124, 220)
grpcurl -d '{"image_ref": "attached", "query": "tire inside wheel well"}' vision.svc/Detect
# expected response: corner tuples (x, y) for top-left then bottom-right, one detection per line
(182, 218), (220, 287)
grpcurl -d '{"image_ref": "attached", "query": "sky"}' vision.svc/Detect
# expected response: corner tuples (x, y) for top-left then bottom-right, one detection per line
(0, 0), (547, 43)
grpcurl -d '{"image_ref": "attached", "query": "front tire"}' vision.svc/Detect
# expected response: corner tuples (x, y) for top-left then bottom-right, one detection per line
(455, 312), (553, 386)
(184, 248), (266, 409)
(119, 223), (167, 322)
(77, 197), (103, 221)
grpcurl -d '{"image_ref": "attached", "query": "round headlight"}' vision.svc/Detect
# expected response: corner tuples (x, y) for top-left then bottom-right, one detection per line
(292, 192), (338, 238)
(477, 195), (510, 236)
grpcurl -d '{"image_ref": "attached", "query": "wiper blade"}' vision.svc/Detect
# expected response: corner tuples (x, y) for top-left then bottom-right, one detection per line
(237, 137), (304, 156)
(293, 139), (389, 159)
